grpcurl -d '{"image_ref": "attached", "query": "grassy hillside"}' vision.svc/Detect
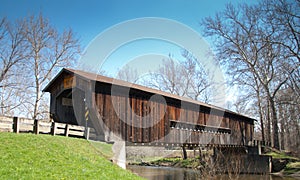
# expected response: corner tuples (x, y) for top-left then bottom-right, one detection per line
(0, 132), (142, 180)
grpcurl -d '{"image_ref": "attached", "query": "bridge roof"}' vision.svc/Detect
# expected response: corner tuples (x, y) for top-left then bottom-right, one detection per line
(44, 68), (256, 123)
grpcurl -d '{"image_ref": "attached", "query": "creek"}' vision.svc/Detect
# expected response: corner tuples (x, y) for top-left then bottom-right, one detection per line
(128, 165), (298, 180)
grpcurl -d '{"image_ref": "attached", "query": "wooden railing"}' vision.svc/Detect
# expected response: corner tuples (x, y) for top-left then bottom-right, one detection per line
(0, 116), (97, 140)
(251, 139), (271, 147)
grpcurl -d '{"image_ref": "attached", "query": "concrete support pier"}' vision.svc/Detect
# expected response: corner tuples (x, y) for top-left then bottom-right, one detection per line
(112, 141), (126, 169)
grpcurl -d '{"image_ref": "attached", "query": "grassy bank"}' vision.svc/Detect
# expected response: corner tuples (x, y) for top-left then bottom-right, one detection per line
(131, 157), (204, 169)
(0, 132), (142, 179)
(265, 150), (300, 176)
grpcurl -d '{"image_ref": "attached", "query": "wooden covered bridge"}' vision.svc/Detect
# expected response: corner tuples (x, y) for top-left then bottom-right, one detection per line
(43, 68), (255, 148)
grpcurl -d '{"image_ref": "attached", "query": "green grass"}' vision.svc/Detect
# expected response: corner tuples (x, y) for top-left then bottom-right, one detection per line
(284, 162), (300, 175)
(0, 132), (142, 180)
(144, 157), (201, 169)
(89, 141), (114, 159)
(265, 151), (299, 160)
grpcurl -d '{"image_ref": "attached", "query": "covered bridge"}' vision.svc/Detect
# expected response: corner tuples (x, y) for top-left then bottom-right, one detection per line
(43, 68), (255, 147)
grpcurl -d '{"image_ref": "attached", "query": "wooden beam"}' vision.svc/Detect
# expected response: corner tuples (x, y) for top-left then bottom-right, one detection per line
(34, 119), (39, 134)
(13, 117), (19, 133)
(51, 122), (57, 136)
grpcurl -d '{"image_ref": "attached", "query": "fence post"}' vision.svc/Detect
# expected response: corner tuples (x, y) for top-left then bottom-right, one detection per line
(51, 122), (56, 136)
(85, 127), (90, 140)
(34, 119), (39, 134)
(65, 124), (69, 137)
(182, 145), (187, 159)
(13, 117), (19, 133)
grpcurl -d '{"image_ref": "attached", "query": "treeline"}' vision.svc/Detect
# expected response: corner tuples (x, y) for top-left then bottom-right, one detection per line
(0, 15), (81, 119)
(200, 0), (299, 151)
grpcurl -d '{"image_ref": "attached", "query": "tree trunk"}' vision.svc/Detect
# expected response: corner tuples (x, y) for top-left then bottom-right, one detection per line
(280, 121), (285, 150)
(257, 94), (265, 142)
(296, 124), (300, 152)
(269, 98), (280, 150)
(33, 85), (40, 120)
(286, 120), (292, 151)
(182, 146), (187, 159)
(279, 105), (285, 150)
(267, 100), (272, 145)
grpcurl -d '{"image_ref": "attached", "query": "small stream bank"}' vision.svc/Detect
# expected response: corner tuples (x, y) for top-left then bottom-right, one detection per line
(129, 156), (300, 179)
(128, 165), (299, 180)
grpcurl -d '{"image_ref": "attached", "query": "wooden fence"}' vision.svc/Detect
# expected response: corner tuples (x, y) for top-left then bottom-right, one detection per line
(0, 116), (97, 140)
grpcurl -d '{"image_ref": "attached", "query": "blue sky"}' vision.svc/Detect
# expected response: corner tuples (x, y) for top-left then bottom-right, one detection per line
(0, 0), (255, 48)
(0, 0), (258, 78)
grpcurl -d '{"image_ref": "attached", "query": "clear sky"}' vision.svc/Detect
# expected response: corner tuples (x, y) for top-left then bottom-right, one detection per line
(0, 0), (255, 48)
(0, 0), (257, 80)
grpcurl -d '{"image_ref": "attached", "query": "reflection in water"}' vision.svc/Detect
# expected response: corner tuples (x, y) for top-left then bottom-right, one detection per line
(128, 165), (297, 180)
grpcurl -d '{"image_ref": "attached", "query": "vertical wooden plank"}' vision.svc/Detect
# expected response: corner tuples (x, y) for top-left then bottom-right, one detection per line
(250, 124), (254, 142)
(221, 117), (225, 127)
(127, 97), (132, 142)
(159, 103), (165, 142)
(131, 97), (136, 142)
(34, 119), (39, 134)
(141, 99), (145, 142)
(136, 98), (140, 142)
(139, 99), (143, 143)
(142, 100), (147, 143)
(146, 100), (151, 143)
(174, 106), (179, 120)
(148, 100), (152, 142)
(110, 95), (115, 135)
(109, 95), (115, 136)
(205, 113), (209, 125)
(157, 103), (161, 142)
(151, 101), (155, 141)
(148, 101), (152, 143)
(51, 122), (57, 136)
(207, 113), (212, 126)
(65, 124), (69, 137)
(104, 94), (110, 130)
(136, 98), (141, 142)
(155, 102), (160, 140)
(198, 112), (202, 125)
(201, 112), (205, 125)
(187, 109), (191, 123)
(151, 100), (156, 142)
(85, 127), (90, 140)
(179, 108), (184, 123)
(229, 119), (233, 144)
(114, 95), (120, 137)
(120, 95), (126, 141)
(170, 106), (175, 120)
(191, 110), (195, 125)
(164, 105), (169, 143)
(97, 94), (104, 120)
(13, 117), (19, 133)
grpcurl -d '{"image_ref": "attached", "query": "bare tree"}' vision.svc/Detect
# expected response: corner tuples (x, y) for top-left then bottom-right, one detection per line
(116, 64), (139, 83)
(0, 17), (27, 86)
(145, 56), (186, 96)
(114, 52), (212, 103)
(0, 17), (29, 114)
(20, 14), (80, 119)
(201, 2), (299, 149)
(262, 0), (300, 62)
(0, 15), (81, 119)
(142, 52), (212, 102)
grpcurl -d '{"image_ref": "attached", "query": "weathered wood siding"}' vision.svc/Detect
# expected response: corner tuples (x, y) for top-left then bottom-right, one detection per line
(92, 82), (254, 145)
(46, 71), (254, 146)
